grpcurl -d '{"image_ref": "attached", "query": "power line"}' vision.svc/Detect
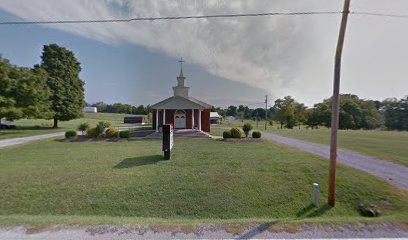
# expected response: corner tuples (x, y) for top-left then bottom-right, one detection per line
(351, 11), (408, 19)
(0, 11), (342, 25)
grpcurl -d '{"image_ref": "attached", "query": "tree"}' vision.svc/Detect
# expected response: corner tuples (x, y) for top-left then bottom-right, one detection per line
(39, 44), (85, 128)
(226, 106), (237, 117)
(242, 123), (253, 137)
(382, 97), (408, 131)
(272, 96), (297, 129)
(92, 102), (108, 112)
(294, 103), (307, 129)
(305, 108), (320, 129)
(310, 94), (380, 130)
(0, 56), (51, 121)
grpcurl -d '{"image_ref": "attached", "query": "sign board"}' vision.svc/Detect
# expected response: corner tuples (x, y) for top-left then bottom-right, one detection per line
(162, 124), (173, 160)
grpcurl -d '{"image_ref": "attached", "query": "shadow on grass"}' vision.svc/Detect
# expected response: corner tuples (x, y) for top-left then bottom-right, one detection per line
(296, 203), (332, 218)
(114, 155), (163, 169)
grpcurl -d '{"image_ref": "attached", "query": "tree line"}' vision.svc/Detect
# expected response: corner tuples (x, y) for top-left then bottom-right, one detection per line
(1, 44), (406, 131)
(216, 94), (407, 131)
(88, 102), (151, 115)
(0, 44), (85, 128)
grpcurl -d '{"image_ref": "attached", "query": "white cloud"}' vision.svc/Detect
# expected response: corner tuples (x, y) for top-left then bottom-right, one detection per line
(1, 0), (407, 106)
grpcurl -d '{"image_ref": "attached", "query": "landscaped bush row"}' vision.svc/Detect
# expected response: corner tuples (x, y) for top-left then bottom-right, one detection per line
(222, 123), (262, 139)
(65, 121), (130, 139)
(65, 130), (77, 138)
(252, 131), (262, 138)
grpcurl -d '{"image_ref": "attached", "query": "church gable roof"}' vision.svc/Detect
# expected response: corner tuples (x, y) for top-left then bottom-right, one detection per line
(152, 96), (212, 110)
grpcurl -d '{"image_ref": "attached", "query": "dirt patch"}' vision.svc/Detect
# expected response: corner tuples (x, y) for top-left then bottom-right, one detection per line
(398, 222), (408, 231)
(269, 224), (303, 233)
(223, 224), (246, 235)
(26, 225), (54, 235)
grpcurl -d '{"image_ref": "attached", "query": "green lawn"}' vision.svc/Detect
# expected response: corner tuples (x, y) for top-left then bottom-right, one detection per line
(0, 113), (151, 140)
(1, 137), (407, 225)
(217, 120), (408, 167)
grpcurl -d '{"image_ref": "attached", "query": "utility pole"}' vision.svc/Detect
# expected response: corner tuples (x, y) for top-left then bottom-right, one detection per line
(265, 95), (268, 130)
(256, 111), (259, 129)
(328, 0), (351, 207)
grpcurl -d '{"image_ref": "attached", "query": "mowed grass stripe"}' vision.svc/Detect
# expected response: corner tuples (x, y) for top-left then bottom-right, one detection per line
(217, 121), (408, 167)
(0, 138), (407, 223)
(0, 112), (150, 140)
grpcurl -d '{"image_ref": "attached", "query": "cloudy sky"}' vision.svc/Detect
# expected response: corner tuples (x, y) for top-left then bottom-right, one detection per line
(0, 0), (407, 107)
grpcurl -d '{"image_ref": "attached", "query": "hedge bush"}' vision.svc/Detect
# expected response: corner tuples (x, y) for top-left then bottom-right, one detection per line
(96, 121), (111, 137)
(223, 130), (232, 139)
(77, 122), (90, 134)
(87, 127), (98, 138)
(105, 127), (119, 138)
(242, 123), (253, 137)
(119, 130), (130, 138)
(252, 131), (262, 138)
(65, 130), (77, 138)
(230, 128), (241, 138)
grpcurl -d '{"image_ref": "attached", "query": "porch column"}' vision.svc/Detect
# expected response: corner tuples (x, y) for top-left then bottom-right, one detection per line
(163, 109), (166, 125)
(199, 110), (202, 131)
(155, 109), (159, 132)
(191, 109), (195, 130)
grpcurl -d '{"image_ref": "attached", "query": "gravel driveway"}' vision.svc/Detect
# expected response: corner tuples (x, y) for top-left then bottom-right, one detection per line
(262, 132), (408, 190)
(0, 132), (65, 148)
(1, 223), (407, 239)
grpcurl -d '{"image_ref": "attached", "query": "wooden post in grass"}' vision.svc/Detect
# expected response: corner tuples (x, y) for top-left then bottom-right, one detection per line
(328, 0), (351, 207)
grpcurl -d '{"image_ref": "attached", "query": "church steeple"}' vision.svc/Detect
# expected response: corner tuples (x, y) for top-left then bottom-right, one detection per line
(179, 57), (184, 79)
(177, 57), (186, 86)
(173, 57), (189, 97)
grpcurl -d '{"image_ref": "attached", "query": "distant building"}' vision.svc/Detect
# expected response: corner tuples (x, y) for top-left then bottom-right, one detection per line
(124, 116), (146, 125)
(83, 107), (97, 113)
(151, 58), (212, 132)
(225, 116), (236, 121)
(210, 112), (222, 124)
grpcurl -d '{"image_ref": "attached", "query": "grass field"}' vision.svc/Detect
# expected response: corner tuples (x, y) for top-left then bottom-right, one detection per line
(1, 137), (407, 225)
(218, 120), (408, 167)
(0, 113), (151, 140)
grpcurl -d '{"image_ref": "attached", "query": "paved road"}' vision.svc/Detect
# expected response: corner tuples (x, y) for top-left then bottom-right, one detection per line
(262, 132), (408, 190)
(1, 224), (407, 239)
(0, 132), (64, 148)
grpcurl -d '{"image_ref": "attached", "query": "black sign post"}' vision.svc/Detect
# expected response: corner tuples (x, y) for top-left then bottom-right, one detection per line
(162, 124), (174, 160)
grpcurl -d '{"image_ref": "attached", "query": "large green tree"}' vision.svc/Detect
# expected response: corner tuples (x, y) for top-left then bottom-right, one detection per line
(39, 44), (85, 128)
(272, 96), (296, 129)
(306, 94), (380, 130)
(382, 97), (408, 131)
(0, 56), (51, 121)
(294, 102), (307, 129)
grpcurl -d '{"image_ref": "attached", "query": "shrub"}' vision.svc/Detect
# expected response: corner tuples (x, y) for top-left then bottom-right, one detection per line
(77, 122), (90, 134)
(87, 127), (98, 138)
(230, 128), (241, 138)
(252, 131), (262, 138)
(96, 121), (111, 137)
(65, 130), (77, 138)
(119, 130), (130, 138)
(223, 130), (232, 139)
(242, 123), (253, 137)
(105, 127), (119, 138)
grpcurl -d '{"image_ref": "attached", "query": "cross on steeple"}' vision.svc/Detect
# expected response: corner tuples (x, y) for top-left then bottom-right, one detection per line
(178, 57), (185, 78)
